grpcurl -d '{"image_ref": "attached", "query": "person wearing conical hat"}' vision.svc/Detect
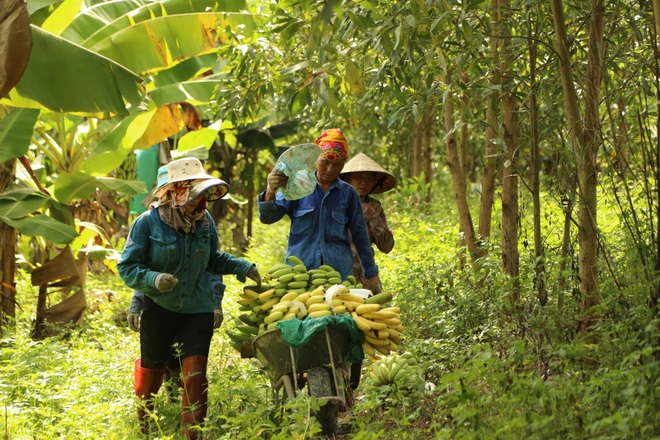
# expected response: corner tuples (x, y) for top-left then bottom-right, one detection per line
(340, 153), (396, 293)
(118, 157), (262, 438)
(258, 128), (380, 285)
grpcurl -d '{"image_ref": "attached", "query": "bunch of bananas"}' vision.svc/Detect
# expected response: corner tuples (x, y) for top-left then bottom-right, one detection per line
(369, 352), (420, 387)
(348, 291), (403, 357)
(226, 256), (405, 357)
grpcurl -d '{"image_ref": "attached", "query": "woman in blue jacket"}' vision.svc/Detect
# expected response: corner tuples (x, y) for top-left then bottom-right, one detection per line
(118, 157), (261, 438)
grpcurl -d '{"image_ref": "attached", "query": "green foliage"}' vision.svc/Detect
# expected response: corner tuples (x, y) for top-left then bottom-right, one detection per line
(3, 161), (660, 439)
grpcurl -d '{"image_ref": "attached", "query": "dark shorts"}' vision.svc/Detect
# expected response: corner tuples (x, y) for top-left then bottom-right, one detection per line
(139, 295), (214, 369)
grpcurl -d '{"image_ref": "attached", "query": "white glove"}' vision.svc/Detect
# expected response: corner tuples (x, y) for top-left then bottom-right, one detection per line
(127, 313), (140, 332)
(213, 309), (224, 329)
(154, 273), (178, 292)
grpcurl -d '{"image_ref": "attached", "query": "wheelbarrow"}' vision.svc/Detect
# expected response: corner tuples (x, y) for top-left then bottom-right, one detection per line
(252, 325), (353, 436)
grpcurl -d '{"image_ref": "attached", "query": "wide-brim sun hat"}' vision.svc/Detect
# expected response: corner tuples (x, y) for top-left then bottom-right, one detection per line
(154, 157), (223, 198)
(187, 178), (229, 204)
(155, 165), (169, 192)
(340, 152), (396, 194)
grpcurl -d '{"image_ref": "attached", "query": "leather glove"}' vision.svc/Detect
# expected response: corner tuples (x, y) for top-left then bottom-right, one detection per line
(213, 309), (224, 329)
(246, 265), (262, 285)
(154, 273), (178, 292)
(366, 275), (383, 294)
(127, 312), (140, 332)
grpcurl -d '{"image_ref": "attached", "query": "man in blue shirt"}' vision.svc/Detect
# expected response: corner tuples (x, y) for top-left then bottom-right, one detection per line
(257, 128), (380, 289)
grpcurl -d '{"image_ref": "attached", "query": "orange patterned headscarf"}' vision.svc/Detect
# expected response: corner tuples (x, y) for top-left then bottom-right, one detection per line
(315, 128), (348, 162)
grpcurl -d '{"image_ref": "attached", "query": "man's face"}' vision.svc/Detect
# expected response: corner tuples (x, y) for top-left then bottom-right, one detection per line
(316, 156), (345, 186)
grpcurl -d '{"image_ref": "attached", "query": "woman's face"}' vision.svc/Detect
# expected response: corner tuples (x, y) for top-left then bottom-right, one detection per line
(316, 156), (345, 186)
(345, 172), (378, 197)
(184, 196), (203, 212)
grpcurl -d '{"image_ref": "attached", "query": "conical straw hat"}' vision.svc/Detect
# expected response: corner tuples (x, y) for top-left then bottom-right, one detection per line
(340, 153), (396, 194)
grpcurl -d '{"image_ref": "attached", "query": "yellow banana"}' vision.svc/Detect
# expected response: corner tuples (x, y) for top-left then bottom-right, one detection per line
(306, 295), (325, 306)
(307, 303), (331, 313)
(264, 311), (284, 325)
(361, 341), (376, 356)
(356, 304), (382, 314)
(257, 288), (276, 301)
(280, 292), (299, 302)
(310, 285), (326, 296)
(382, 306), (400, 313)
(238, 298), (258, 306)
(374, 345), (391, 355)
(296, 292), (311, 303)
(281, 312), (297, 321)
(361, 310), (397, 320)
(336, 293), (365, 303)
(377, 317), (402, 327)
(351, 312), (371, 332)
(241, 288), (260, 300)
(361, 317), (388, 330)
(260, 297), (279, 311)
(308, 310), (332, 318)
(364, 334), (390, 347)
(332, 305), (347, 315)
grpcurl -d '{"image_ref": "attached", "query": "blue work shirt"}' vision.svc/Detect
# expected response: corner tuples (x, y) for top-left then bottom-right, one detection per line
(258, 177), (377, 280)
(118, 208), (252, 314)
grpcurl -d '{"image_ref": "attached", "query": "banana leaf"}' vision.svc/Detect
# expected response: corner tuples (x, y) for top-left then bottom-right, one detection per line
(2, 26), (144, 117)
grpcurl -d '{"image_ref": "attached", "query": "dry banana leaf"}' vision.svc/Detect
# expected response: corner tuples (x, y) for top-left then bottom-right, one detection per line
(0, 0), (31, 99)
(31, 245), (81, 287)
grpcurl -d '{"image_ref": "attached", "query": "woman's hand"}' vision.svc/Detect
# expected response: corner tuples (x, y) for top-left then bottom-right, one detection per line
(246, 265), (262, 285)
(154, 273), (178, 292)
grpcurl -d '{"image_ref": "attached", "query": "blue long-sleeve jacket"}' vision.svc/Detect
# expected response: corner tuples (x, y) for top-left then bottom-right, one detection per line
(129, 273), (225, 314)
(258, 177), (377, 280)
(118, 207), (252, 314)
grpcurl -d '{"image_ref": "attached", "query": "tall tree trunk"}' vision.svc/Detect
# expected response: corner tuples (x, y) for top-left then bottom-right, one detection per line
(650, 0), (660, 314)
(444, 75), (482, 262)
(423, 105), (433, 203)
(551, 0), (604, 336)
(479, 0), (500, 241)
(0, 160), (17, 332)
(412, 122), (422, 177)
(499, 0), (520, 301)
(528, 6), (547, 306)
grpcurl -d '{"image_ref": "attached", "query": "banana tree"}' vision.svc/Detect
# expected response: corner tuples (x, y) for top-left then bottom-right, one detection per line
(0, 0), (258, 329)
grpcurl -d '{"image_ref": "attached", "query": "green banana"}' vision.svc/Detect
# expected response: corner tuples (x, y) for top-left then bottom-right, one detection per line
(272, 267), (295, 279)
(267, 263), (291, 275)
(286, 255), (305, 266)
(294, 273), (310, 281)
(293, 264), (307, 273)
(326, 270), (341, 279)
(277, 272), (296, 283)
(319, 264), (334, 272)
(287, 280), (308, 289)
(364, 291), (393, 305)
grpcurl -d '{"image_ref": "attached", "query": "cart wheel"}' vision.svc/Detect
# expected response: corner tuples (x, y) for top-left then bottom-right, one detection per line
(307, 367), (338, 436)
